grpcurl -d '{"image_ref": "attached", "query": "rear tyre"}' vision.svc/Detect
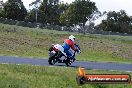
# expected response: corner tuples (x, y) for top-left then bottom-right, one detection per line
(48, 55), (56, 65)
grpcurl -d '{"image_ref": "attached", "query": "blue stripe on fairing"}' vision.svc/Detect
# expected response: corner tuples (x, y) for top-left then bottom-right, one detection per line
(62, 43), (70, 50)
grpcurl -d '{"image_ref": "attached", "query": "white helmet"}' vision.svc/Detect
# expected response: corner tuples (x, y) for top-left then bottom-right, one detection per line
(69, 35), (75, 42)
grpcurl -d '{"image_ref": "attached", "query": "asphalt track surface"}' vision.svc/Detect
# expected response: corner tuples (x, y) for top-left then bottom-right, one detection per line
(0, 56), (132, 72)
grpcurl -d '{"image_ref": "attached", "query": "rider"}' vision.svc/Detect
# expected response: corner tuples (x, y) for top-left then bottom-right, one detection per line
(62, 35), (77, 60)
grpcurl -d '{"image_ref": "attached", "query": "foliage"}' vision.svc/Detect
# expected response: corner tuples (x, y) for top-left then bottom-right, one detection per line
(3, 0), (27, 21)
(39, 2), (60, 24)
(25, 9), (42, 23)
(59, 0), (98, 26)
(26, 0), (69, 25)
(97, 10), (132, 34)
(26, 0), (98, 28)
(0, 10), (4, 17)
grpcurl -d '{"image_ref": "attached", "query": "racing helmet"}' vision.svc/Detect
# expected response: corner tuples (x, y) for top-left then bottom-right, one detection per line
(69, 35), (75, 42)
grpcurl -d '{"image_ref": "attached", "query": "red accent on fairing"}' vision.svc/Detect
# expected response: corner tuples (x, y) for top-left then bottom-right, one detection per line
(53, 47), (58, 52)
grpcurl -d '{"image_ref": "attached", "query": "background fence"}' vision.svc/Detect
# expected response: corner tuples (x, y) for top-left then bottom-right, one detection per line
(0, 17), (132, 36)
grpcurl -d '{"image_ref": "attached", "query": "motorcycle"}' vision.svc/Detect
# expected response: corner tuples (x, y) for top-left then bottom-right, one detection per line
(48, 43), (81, 66)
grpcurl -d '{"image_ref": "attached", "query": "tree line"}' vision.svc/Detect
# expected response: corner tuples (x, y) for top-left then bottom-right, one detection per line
(0, 0), (131, 34)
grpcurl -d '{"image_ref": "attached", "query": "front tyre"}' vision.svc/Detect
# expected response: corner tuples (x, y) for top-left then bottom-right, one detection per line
(65, 59), (72, 66)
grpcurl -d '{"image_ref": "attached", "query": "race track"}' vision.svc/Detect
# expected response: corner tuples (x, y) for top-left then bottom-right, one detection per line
(0, 56), (132, 72)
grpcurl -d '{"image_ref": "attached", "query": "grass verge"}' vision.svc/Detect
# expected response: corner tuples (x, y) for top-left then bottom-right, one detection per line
(0, 64), (132, 88)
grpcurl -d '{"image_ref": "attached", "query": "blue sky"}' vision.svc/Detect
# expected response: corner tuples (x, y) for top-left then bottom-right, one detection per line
(3, 0), (132, 16)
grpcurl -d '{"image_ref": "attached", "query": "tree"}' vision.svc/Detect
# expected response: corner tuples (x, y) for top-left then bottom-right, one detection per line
(25, 9), (38, 22)
(3, 0), (27, 21)
(0, 9), (4, 17)
(37, 0), (69, 25)
(60, 0), (98, 34)
(0, 0), (4, 17)
(97, 10), (132, 34)
(26, 0), (69, 25)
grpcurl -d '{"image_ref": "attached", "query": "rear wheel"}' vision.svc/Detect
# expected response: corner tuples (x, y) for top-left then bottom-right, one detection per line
(48, 55), (57, 65)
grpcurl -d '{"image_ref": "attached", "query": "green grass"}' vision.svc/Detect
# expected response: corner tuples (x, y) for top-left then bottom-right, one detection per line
(0, 64), (132, 88)
(0, 23), (132, 63)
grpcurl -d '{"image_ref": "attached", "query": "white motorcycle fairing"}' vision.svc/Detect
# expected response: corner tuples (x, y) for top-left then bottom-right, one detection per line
(53, 44), (67, 57)
(53, 44), (80, 58)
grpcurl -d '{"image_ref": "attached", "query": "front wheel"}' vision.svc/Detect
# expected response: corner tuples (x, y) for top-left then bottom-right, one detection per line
(65, 59), (72, 66)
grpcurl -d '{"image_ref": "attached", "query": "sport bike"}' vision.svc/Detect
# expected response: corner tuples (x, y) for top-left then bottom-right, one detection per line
(48, 43), (81, 66)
